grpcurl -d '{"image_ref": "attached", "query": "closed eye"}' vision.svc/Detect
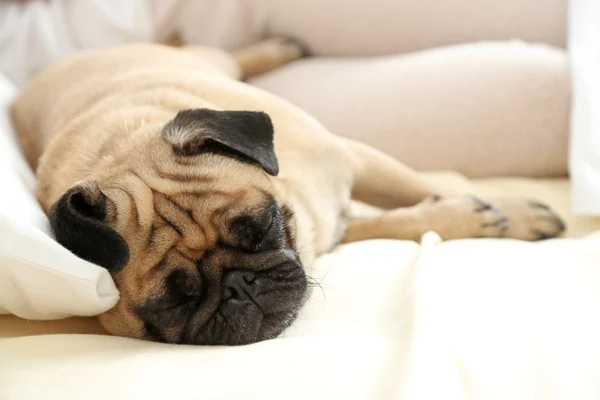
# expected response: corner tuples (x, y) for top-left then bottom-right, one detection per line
(228, 206), (278, 251)
(252, 208), (276, 249)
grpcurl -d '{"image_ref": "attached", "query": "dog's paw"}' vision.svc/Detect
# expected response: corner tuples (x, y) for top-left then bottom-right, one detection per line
(255, 37), (306, 63)
(487, 197), (566, 240)
(416, 195), (509, 240)
(233, 37), (307, 79)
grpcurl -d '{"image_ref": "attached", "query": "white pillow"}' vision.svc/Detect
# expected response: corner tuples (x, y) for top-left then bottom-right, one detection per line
(0, 74), (119, 319)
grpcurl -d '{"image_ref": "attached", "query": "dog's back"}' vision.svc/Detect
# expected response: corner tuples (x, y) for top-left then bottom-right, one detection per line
(12, 43), (353, 258)
(12, 44), (240, 170)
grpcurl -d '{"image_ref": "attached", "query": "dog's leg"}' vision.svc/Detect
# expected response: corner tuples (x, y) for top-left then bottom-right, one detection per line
(341, 195), (509, 243)
(344, 138), (445, 209)
(169, 33), (304, 80)
(230, 38), (305, 80)
(341, 138), (566, 242)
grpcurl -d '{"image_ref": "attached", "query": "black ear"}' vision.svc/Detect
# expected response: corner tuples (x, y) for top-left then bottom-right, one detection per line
(163, 109), (279, 176)
(48, 182), (129, 272)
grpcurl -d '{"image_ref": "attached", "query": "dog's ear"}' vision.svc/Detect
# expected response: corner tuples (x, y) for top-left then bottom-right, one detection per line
(163, 108), (279, 176)
(48, 181), (129, 272)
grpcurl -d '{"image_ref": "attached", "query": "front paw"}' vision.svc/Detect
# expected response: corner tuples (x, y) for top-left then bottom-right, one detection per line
(487, 197), (566, 240)
(416, 195), (510, 240)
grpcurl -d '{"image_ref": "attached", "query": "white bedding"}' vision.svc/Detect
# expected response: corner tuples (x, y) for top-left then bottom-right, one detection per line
(0, 74), (118, 319)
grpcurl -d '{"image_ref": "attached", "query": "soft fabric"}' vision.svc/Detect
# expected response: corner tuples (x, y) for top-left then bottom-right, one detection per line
(568, 0), (600, 214)
(250, 41), (570, 178)
(0, 74), (119, 319)
(3, 231), (600, 400)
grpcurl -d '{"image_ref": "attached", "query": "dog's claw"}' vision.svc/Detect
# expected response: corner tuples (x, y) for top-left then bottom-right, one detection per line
(528, 201), (551, 211)
(482, 214), (509, 230)
(489, 197), (567, 240)
(530, 229), (555, 241)
(470, 196), (494, 212)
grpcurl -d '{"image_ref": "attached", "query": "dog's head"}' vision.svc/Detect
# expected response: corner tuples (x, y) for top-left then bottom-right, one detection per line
(48, 109), (307, 345)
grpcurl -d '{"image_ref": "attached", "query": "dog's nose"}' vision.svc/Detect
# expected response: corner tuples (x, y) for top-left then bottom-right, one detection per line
(222, 270), (262, 302)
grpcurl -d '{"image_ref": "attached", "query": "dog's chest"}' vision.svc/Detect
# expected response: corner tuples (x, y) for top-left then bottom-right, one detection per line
(280, 154), (353, 263)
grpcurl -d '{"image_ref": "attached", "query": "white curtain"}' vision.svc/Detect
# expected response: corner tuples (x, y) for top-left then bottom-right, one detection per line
(569, 0), (600, 215)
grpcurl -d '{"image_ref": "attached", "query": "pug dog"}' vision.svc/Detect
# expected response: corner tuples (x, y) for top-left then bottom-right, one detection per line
(11, 39), (566, 345)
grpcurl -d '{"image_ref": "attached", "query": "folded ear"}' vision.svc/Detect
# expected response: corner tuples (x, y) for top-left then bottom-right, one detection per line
(48, 181), (129, 272)
(162, 108), (279, 175)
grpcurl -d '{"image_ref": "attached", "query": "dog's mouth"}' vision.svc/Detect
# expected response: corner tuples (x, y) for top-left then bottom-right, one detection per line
(193, 306), (303, 346)
(135, 258), (307, 346)
(188, 258), (308, 346)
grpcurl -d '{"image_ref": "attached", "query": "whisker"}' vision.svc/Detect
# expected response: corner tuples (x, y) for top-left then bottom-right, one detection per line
(305, 274), (327, 302)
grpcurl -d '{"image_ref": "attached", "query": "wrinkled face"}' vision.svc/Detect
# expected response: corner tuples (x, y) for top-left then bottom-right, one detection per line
(49, 109), (308, 345)
(105, 182), (306, 346)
